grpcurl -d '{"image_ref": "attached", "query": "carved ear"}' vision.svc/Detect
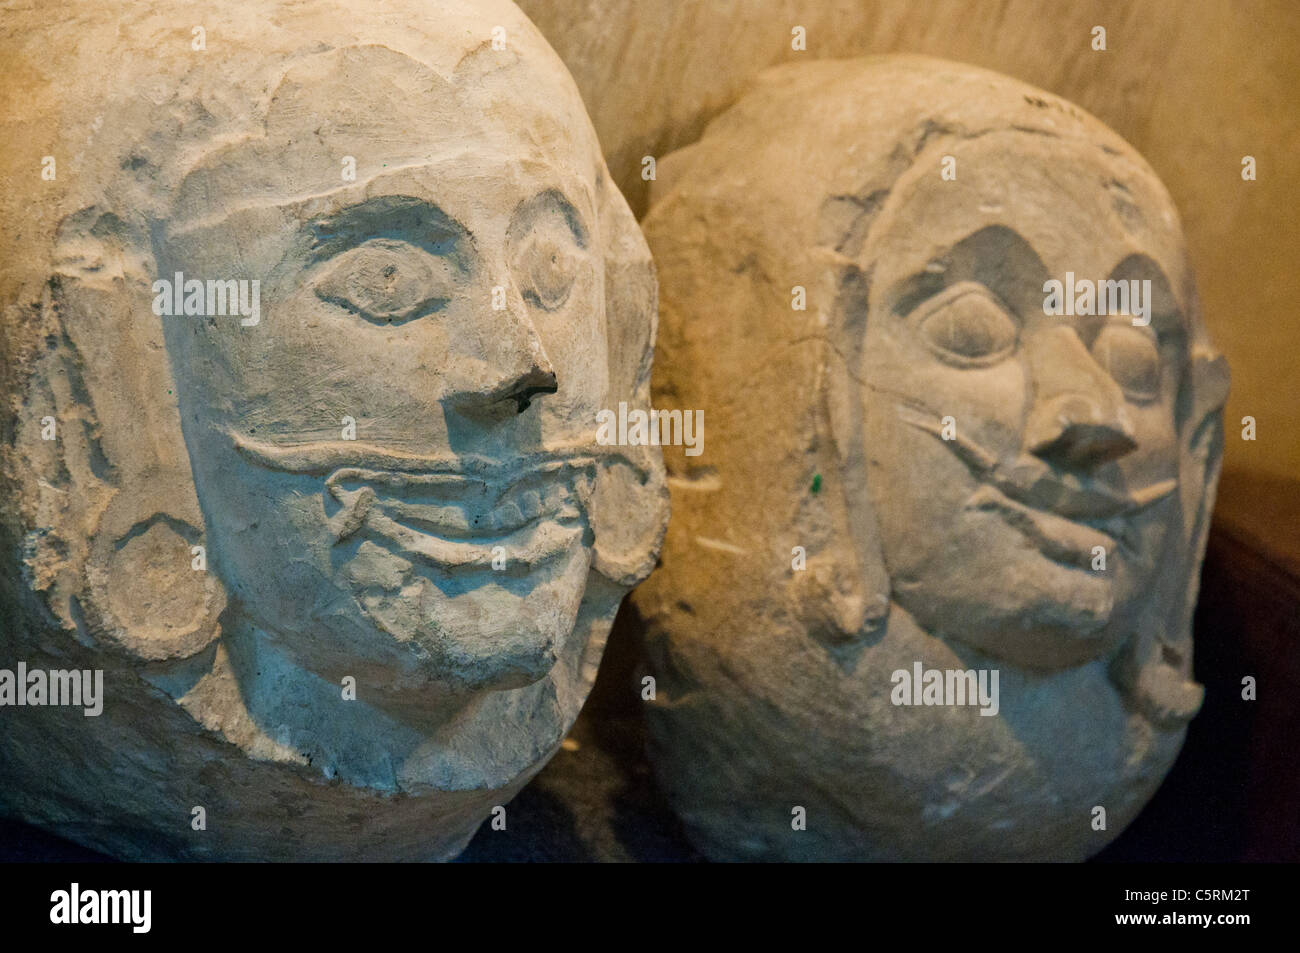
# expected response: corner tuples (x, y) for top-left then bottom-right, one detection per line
(1117, 343), (1228, 727)
(40, 208), (225, 661)
(1178, 348), (1231, 634)
(587, 170), (669, 588)
(816, 258), (892, 646)
(82, 466), (226, 661)
(599, 171), (657, 413)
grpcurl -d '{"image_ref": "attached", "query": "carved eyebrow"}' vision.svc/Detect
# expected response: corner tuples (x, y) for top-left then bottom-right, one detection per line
(307, 195), (470, 261)
(1107, 254), (1184, 336)
(510, 188), (589, 249)
(889, 225), (1048, 316)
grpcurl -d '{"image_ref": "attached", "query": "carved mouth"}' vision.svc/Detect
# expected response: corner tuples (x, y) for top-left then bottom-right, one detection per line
(967, 483), (1135, 568)
(226, 431), (595, 570)
(894, 403), (1174, 567)
(324, 462), (594, 570)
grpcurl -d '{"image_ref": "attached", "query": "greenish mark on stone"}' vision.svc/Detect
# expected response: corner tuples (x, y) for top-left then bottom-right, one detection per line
(811, 473), (822, 494)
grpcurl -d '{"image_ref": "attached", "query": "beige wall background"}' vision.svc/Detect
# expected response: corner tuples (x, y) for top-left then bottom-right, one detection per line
(520, 0), (1299, 481)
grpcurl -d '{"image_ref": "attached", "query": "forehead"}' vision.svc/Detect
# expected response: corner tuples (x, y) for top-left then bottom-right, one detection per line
(168, 44), (599, 229)
(167, 154), (596, 259)
(862, 131), (1191, 314)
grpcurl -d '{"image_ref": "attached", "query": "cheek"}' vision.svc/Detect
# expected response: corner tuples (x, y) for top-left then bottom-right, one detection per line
(537, 277), (606, 417)
(938, 361), (1027, 457)
(861, 324), (1033, 575)
(863, 321), (1029, 458)
(1122, 399), (1179, 478)
(243, 282), (480, 424)
(194, 458), (335, 598)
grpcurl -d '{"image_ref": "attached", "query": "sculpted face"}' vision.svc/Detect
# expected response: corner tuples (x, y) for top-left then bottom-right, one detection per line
(160, 47), (609, 696)
(1, 0), (667, 860)
(860, 132), (1190, 668)
(633, 56), (1224, 862)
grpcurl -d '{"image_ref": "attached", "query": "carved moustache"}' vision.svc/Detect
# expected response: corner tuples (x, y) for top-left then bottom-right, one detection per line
(226, 431), (610, 570)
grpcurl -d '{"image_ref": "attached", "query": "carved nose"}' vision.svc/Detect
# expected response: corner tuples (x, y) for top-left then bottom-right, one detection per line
(503, 365), (558, 414)
(1024, 325), (1137, 471)
(453, 350), (556, 419)
(1025, 393), (1137, 470)
(444, 286), (558, 420)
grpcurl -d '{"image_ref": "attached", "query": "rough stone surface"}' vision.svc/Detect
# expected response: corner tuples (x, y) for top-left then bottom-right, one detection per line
(633, 56), (1228, 861)
(0, 0), (667, 861)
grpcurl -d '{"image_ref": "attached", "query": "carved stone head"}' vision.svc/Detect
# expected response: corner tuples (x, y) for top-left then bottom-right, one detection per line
(635, 56), (1227, 861)
(0, 0), (667, 860)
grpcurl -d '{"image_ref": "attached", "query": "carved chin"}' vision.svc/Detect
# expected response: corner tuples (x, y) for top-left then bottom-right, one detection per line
(888, 527), (1124, 670)
(345, 531), (592, 692)
(929, 573), (1121, 671)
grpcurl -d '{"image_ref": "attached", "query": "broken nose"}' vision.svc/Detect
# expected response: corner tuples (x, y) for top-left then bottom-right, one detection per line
(1026, 395), (1137, 469)
(506, 368), (559, 413)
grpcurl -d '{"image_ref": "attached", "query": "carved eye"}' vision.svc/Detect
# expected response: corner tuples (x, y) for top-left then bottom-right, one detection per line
(314, 238), (455, 324)
(515, 232), (578, 311)
(1092, 324), (1161, 401)
(916, 283), (1019, 366)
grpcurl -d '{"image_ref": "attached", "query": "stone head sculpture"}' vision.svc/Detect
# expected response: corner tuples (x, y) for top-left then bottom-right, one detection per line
(634, 56), (1228, 861)
(0, 0), (667, 860)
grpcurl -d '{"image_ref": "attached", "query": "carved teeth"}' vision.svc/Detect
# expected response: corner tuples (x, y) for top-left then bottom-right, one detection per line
(517, 490), (543, 522)
(492, 500), (524, 531)
(328, 468), (585, 555)
(328, 486), (376, 541)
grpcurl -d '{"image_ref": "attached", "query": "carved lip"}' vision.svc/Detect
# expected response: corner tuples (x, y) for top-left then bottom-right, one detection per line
(895, 403), (1175, 565)
(226, 431), (595, 570)
(985, 455), (1175, 523)
(227, 430), (598, 480)
(323, 462), (593, 570)
(968, 483), (1131, 567)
